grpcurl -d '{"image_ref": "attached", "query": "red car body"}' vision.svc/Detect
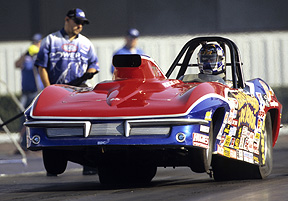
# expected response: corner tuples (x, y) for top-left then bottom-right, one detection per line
(25, 37), (282, 184)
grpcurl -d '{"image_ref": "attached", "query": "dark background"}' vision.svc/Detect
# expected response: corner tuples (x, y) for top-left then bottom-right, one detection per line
(1, 0), (288, 41)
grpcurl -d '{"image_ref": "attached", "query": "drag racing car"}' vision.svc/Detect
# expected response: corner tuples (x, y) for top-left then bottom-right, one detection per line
(24, 36), (282, 184)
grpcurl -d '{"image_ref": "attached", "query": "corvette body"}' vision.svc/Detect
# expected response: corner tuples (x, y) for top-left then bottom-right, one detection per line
(25, 37), (282, 184)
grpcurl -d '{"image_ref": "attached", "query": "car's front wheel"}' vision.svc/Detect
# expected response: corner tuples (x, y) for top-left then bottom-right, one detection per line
(42, 149), (68, 175)
(190, 121), (213, 173)
(212, 112), (273, 181)
(257, 112), (273, 178)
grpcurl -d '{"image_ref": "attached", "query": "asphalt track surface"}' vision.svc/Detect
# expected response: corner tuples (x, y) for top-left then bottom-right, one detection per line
(0, 134), (287, 201)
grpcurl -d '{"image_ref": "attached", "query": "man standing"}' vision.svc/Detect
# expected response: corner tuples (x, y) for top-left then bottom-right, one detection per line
(16, 33), (43, 106)
(35, 8), (99, 175)
(15, 33), (44, 150)
(35, 8), (100, 87)
(111, 28), (144, 74)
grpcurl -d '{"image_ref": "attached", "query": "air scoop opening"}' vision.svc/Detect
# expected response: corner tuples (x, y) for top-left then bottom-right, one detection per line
(113, 54), (142, 67)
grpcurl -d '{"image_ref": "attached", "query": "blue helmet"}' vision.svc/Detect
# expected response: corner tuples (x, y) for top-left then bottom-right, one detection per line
(197, 44), (225, 75)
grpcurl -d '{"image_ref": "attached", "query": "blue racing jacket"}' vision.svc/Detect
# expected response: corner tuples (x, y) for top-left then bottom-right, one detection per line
(35, 28), (100, 84)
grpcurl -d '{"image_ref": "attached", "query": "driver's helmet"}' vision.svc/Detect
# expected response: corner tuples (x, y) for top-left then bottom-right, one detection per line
(197, 43), (225, 75)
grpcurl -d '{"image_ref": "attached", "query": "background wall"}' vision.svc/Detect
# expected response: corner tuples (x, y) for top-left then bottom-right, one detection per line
(1, 31), (288, 95)
(1, 0), (288, 41)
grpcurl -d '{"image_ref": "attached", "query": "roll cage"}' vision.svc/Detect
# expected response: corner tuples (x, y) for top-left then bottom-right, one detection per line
(165, 36), (245, 89)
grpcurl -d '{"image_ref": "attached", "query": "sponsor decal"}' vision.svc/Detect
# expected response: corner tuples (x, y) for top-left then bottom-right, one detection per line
(97, 139), (110, 145)
(229, 137), (236, 148)
(223, 112), (229, 124)
(215, 88), (272, 164)
(230, 149), (237, 159)
(247, 139), (254, 153)
(236, 149), (243, 160)
(229, 126), (237, 136)
(49, 51), (82, 60)
(256, 92), (266, 110)
(237, 127), (242, 138)
(253, 140), (260, 155)
(217, 144), (224, 155)
(238, 105), (257, 131)
(224, 135), (231, 147)
(255, 132), (260, 140)
(254, 156), (260, 164)
(270, 101), (279, 107)
(262, 94), (270, 107)
(224, 124), (231, 135)
(62, 44), (77, 52)
(228, 97), (238, 109)
(193, 133), (209, 149)
(261, 131), (265, 165)
(224, 147), (230, 158)
(239, 136), (245, 150)
(217, 123), (226, 140)
(234, 138), (240, 150)
(205, 110), (212, 121)
(259, 80), (272, 101)
(162, 80), (180, 88)
(231, 92), (259, 131)
(78, 11), (86, 18)
(200, 125), (210, 133)
(243, 151), (254, 164)
(228, 108), (237, 122)
(227, 115), (233, 125)
(257, 118), (263, 131)
(231, 119), (238, 127)
(242, 126), (248, 137)
(258, 110), (265, 118)
(244, 137), (249, 151)
(219, 134), (226, 146)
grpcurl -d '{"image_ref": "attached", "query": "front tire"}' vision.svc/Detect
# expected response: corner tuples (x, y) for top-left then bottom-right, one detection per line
(42, 149), (68, 175)
(258, 112), (273, 178)
(190, 121), (213, 173)
(212, 113), (273, 181)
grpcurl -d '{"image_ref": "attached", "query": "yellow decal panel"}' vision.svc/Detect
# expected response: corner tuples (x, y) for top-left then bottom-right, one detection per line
(216, 90), (268, 165)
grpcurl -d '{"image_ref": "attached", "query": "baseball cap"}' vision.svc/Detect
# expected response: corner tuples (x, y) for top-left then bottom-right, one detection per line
(32, 33), (42, 42)
(127, 28), (140, 38)
(66, 8), (89, 24)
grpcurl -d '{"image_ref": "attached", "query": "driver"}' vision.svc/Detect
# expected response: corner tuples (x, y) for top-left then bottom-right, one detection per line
(197, 43), (226, 83)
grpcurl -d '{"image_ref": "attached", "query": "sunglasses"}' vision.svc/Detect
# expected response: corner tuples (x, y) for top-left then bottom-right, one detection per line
(71, 17), (85, 25)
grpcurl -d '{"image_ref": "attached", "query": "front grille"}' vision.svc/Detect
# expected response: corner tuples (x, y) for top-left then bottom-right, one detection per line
(89, 122), (170, 136)
(25, 118), (208, 138)
(47, 127), (84, 137)
(90, 123), (124, 136)
(130, 126), (170, 135)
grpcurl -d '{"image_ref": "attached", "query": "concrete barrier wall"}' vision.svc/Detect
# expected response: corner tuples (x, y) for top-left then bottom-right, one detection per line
(1, 31), (288, 95)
